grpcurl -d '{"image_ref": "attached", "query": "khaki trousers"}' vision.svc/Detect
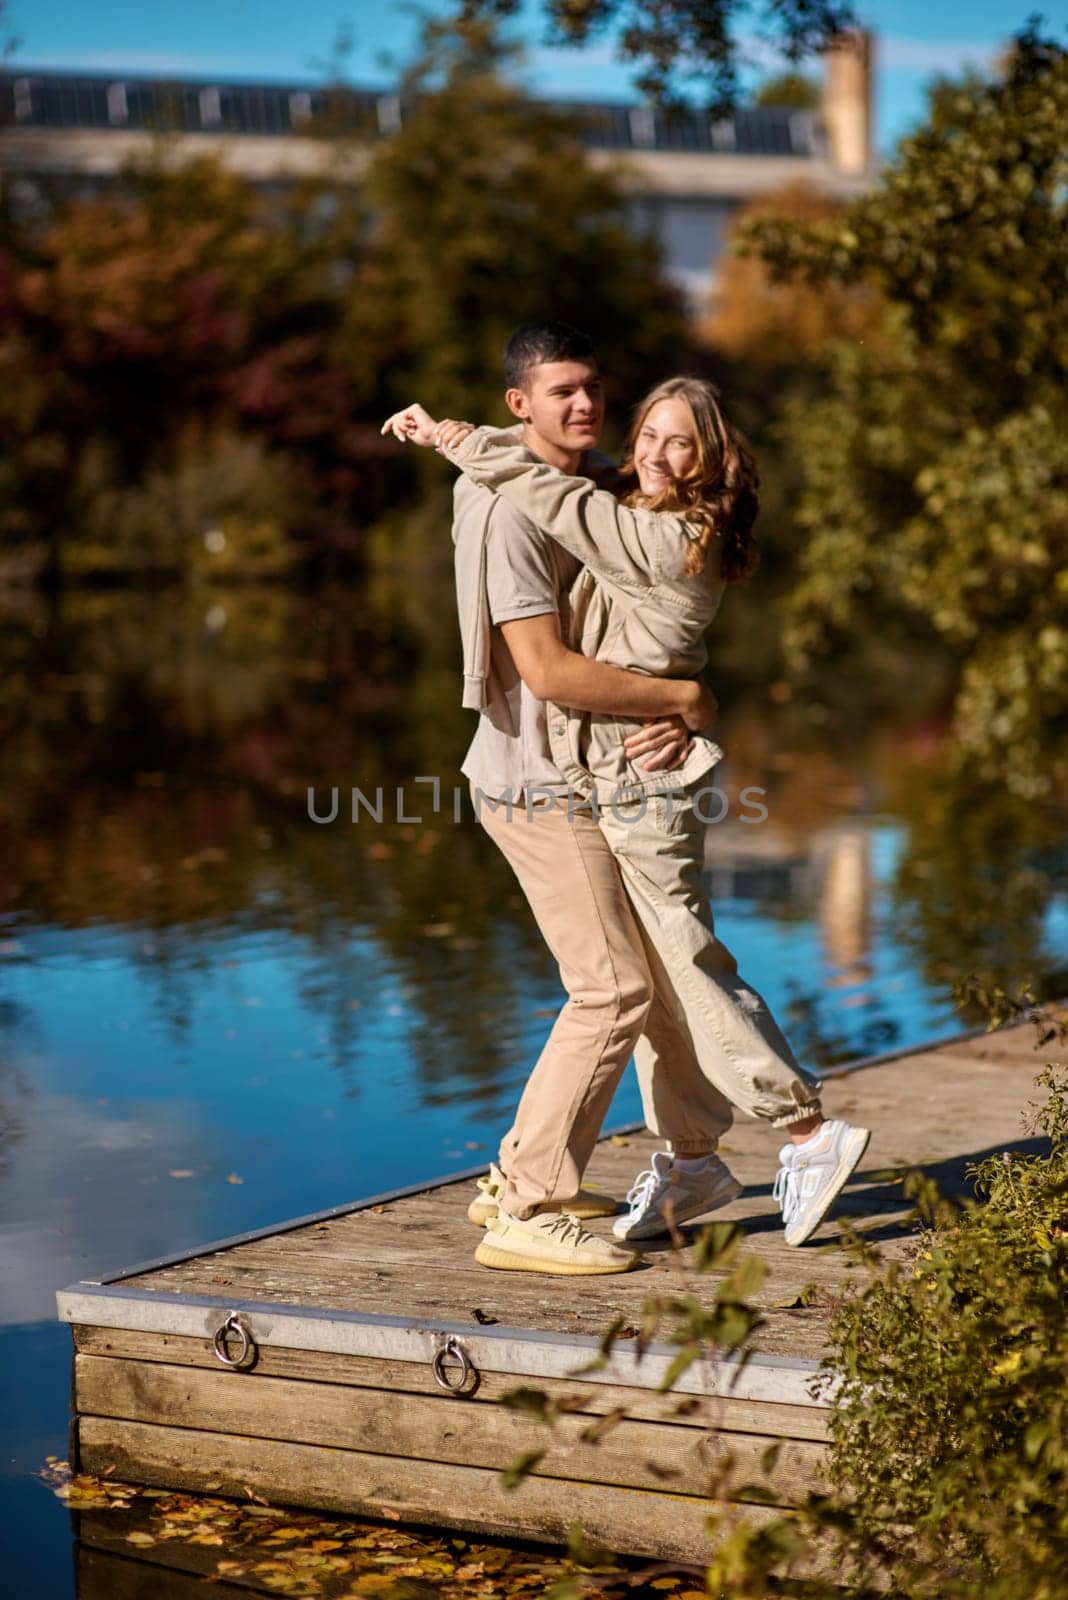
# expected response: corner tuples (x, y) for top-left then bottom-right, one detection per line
(599, 791), (822, 1146)
(475, 788), (654, 1219)
(475, 786), (822, 1221)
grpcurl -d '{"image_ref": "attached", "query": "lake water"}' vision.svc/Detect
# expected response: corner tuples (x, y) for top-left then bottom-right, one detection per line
(1, 581), (1065, 1595)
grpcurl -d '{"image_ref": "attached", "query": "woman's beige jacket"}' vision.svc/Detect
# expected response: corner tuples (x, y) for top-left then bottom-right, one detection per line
(446, 426), (725, 803)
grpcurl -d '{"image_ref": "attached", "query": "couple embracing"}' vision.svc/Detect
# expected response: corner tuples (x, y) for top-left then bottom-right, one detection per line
(383, 320), (870, 1276)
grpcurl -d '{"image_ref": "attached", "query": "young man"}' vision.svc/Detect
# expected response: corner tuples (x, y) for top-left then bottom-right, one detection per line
(417, 322), (863, 1274)
(451, 321), (720, 1276)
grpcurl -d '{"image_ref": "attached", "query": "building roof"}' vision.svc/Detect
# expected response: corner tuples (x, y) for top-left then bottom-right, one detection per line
(0, 68), (825, 160)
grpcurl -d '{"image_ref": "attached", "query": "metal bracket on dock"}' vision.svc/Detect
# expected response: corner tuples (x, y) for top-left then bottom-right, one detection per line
(212, 1310), (258, 1370)
(431, 1333), (479, 1396)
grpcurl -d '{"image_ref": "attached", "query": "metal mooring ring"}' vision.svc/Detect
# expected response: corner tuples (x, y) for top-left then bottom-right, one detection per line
(431, 1334), (476, 1395)
(212, 1311), (256, 1369)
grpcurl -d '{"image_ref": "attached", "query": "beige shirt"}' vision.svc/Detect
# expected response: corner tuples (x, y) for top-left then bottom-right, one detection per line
(455, 472), (580, 801)
(446, 427), (725, 803)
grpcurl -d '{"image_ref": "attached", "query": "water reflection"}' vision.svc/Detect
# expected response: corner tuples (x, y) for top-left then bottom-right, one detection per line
(0, 581), (1064, 1132)
(0, 999), (34, 1180)
(0, 577), (1064, 1598)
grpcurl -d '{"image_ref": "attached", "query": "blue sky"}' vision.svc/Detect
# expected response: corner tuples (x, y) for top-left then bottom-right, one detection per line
(6, 2), (1046, 154)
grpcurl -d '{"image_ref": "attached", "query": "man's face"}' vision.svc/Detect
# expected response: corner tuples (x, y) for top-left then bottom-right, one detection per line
(507, 360), (605, 460)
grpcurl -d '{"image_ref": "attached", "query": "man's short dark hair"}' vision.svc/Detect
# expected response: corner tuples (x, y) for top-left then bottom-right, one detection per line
(503, 321), (598, 391)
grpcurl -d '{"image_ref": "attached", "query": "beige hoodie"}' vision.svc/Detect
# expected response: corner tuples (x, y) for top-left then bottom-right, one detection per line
(446, 426), (725, 803)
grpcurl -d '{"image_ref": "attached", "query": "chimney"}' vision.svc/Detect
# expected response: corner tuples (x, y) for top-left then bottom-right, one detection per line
(822, 28), (874, 175)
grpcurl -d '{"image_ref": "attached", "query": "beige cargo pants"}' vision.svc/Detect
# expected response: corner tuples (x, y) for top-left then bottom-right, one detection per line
(475, 785), (822, 1221)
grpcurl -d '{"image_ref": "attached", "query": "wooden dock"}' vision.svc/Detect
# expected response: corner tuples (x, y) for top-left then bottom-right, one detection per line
(58, 1020), (1052, 1568)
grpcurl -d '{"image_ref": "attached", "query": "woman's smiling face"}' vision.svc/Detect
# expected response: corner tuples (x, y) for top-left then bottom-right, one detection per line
(633, 396), (699, 496)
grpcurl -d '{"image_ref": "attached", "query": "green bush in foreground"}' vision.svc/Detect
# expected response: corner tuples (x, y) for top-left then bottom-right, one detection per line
(708, 1025), (1068, 1596)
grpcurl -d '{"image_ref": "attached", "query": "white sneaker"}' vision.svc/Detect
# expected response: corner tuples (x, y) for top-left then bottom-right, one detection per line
(773, 1120), (871, 1246)
(612, 1150), (743, 1241)
(475, 1208), (640, 1275)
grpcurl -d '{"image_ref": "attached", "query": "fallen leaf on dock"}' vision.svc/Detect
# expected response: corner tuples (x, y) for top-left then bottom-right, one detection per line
(371, 1204), (389, 1214)
(609, 1135), (629, 1147)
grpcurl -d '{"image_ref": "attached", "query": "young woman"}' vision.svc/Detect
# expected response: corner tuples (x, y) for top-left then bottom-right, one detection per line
(383, 379), (871, 1248)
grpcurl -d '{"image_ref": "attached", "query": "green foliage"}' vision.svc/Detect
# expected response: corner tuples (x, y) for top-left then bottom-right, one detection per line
(742, 24), (1068, 798)
(498, 1448), (546, 1489)
(753, 72), (822, 109)
(64, 428), (301, 582)
(707, 996), (1068, 1598)
(458, 0), (855, 107)
(351, 13), (688, 424)
(816, 1067), (1068, 1595)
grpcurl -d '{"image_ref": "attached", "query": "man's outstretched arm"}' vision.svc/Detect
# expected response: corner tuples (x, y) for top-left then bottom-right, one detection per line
(500, 613), (716, 731)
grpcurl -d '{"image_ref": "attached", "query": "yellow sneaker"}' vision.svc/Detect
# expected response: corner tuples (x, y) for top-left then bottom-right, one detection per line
(474, 1209), (641, 1276)
(466, 1163), (618, 1227)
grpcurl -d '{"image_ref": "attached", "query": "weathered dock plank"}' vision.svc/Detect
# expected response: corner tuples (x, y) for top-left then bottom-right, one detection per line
(78, 1417), (778, 1566)
(75, 1353), (827, 1501)
(72, 1325), (831, 1438)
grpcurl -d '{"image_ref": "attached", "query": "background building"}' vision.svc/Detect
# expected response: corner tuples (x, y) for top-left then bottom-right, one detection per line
(0, 33), (874, 304)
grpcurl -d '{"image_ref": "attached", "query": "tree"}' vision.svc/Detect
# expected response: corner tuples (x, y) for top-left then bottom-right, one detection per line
(739, 23), (1068, 798)
(753, 71), (821, 108)
(0, 153), (369, 578)
(347, 13), (690, 425)
(702, 182), (882, 364)
(459, 0), (855, 108)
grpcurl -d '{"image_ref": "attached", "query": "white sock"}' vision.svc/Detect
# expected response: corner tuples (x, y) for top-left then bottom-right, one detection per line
(674, 1153), (713, 1173)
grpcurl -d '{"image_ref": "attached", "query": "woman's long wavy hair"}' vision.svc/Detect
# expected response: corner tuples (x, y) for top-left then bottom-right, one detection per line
(620, 377), (760, 583)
